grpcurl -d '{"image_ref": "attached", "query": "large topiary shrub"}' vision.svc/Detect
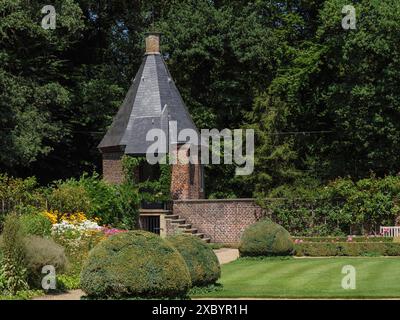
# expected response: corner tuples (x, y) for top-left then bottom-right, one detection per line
(239, 219), (294, 257)
(80, 230), (191, 299)
(167, 234), (220, 286)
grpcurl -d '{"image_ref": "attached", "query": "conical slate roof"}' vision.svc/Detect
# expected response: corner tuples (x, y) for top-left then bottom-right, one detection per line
(98, 42), (198, 155)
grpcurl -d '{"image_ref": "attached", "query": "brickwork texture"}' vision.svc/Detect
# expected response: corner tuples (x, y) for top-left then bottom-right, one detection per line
(172, 199), (267, 243)
(102, 152), (124, 184)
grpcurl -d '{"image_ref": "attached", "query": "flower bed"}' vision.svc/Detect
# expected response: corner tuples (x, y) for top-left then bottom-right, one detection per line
(43, 210), (126, 275)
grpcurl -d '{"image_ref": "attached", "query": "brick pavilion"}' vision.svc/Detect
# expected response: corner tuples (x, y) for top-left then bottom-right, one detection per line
(98, 33), (265, 243)
(98, 33), (204, 201)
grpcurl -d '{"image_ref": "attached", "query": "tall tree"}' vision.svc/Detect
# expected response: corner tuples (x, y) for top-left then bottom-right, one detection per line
(251, 0), (400, 198)
(0, 0), (84, 173)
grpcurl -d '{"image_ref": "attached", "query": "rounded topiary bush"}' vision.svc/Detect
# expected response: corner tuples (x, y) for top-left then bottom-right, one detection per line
(80, 230), (191, 299)
(239, 219), (294, 257)
(167, 234), (220, 286)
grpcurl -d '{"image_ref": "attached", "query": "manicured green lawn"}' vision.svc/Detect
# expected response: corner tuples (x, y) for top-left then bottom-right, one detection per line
(193, 257), (400, 298)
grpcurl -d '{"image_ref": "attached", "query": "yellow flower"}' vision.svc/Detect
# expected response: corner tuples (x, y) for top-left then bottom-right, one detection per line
(42, 210), (103, 227)
(42, 210), (57, 224)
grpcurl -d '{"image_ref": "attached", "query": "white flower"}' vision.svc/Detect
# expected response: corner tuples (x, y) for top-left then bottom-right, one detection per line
(51, 219), (101, 237)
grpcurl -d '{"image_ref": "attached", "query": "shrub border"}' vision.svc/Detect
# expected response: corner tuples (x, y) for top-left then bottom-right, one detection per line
(294, 242), (400, 256)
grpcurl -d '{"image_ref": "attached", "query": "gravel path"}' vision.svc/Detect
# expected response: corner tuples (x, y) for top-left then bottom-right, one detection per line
(214, 248), (239, 265)
(33, 289), (84, 301)
(32, 248), (240, 301)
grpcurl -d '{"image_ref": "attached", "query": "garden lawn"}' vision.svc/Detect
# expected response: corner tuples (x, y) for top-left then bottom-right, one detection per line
(192, 257), (400, 299)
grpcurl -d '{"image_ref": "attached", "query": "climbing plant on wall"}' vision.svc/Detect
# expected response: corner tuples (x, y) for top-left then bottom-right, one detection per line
(121, 155), (171, 204)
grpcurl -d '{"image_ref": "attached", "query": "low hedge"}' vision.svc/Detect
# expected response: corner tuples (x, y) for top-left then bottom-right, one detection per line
(167, 234), (220, 286)
(239, 218), (294, 257)
(294, 242), (400, 256)
(295, 236), (393, 243)
(80, 230), (191, 299)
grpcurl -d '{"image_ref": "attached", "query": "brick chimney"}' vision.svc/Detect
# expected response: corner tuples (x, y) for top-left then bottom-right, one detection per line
(145, 32), (161, 55)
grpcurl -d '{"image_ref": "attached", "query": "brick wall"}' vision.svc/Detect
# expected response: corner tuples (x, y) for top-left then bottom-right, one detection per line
(170, 146), (204, 200)
(165, 218), (180, 237)
(172, 199), (267, 243)
(102, 152), (124, 184)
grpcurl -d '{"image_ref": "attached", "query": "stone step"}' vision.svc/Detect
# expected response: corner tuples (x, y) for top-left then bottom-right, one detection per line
(177, 224), (192, 229)
(165, 214), (179, 220)
(140, 209), (171, 215)
(194, 233), (205, 239)
(183, 228), (198, 234)
(164, 215), (211, 242)
(171, 219), (186, 224)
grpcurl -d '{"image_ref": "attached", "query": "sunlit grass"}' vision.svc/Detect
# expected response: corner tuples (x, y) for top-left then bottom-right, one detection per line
(192, 257), (400, 298)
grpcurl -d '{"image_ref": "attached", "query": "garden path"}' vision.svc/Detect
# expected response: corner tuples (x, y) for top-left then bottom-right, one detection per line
(214, 248), (239, 265)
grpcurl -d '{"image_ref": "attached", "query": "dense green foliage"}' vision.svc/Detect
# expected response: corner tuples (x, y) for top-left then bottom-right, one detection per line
(0, 289), (44, 300)
(80, 231), (191, 299)
(19, 214), (52, 237)
(57, 273), (81, 291)
(267, 175), (400, 236)
(250, 0), (400, 193)
(239, 219), (294, 257)
(121, 156), (172, 205)
(294, 242), (400, 257)
(0, 174), (45, 226)
(0, 0), (85, 172)
(2, 0), (399, 196)
(0, 214), (28, 294)
(2, 1), (400, 236)
(167, 234), (220, 286)
(0, 173), (139, 229)
(48, 173), (139, 228)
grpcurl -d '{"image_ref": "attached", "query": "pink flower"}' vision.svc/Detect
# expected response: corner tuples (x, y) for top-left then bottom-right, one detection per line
(102, 227), (127, 237)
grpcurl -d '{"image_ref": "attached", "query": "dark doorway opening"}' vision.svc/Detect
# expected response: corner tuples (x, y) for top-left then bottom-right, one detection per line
(140, 215), (160, 234)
